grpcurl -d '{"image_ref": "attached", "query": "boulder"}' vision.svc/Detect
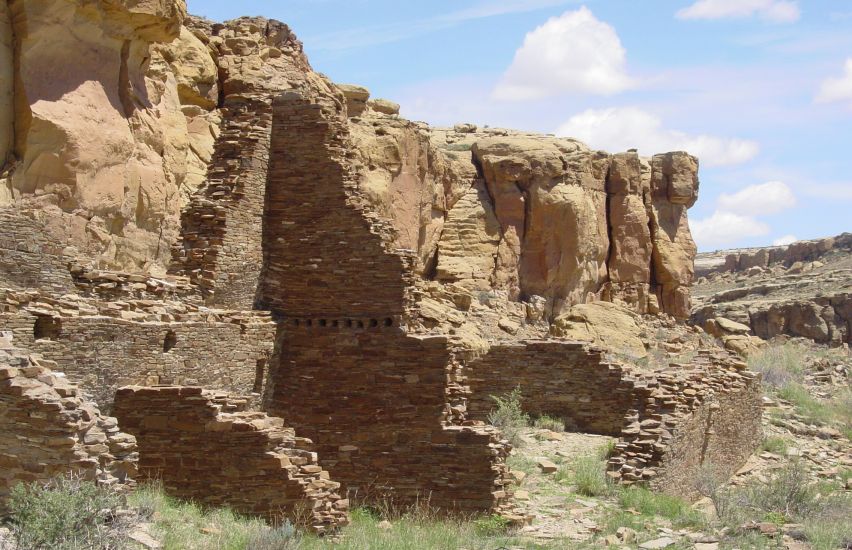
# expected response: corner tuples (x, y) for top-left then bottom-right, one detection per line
(369, 98), (400, 115)
(338, 84), (370, 117)
(551, 301), (647, 358)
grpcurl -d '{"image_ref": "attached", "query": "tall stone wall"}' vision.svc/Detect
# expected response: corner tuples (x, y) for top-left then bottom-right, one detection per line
(113, 386), (349, 534)
(259, 90), (417, 320)
(261, 90), (512, 513)
(0, 349), (137, 512)
(169, 98), (272, 308)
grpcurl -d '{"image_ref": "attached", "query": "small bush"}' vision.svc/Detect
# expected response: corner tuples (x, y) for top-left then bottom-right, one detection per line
(244, 522), (300, 550)
(472, 514), (510, 536)
(488, 387), (530, 447)
(555, 446), (614, 497)
(442, 142), (472, 152)
(749, 342), (805, 389)
(618, 487), (704, 529)
(760, 436), (790, 455)
(533, 415), (565, 432)
(8, 475), (132, 550)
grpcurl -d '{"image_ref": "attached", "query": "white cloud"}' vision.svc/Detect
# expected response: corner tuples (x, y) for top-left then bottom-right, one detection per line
(691, 211), (771, 249)
(816, 58), (852, 106)
(676, 0), (800, 23)
(773, 235), (798, 246)
(717, 181), (796, 215)
(555, 107), (759, 167)
(493, 7), (634, 101)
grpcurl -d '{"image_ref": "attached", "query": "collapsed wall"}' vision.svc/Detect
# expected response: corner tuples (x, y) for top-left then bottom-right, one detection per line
(261, 89), (513, 513)
(113, 386), (349, 533)
(466, 341), (762, 500)
(0, 347), (137, 512)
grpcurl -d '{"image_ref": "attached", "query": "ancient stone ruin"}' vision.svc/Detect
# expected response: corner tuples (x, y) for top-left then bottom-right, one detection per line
(113, 386), (349, 534)
(0, 345), (137, 512)
(0, 0), (765, 528)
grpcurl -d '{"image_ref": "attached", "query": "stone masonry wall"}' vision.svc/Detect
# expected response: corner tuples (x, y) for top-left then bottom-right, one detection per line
(114, 386), (349, 534)
(0, 209), (75, 293)
(466, 341), (638, 435)
(465, 338), (762, 501)
(169, 98), (273, 309)
(0, 348), (137, 512)
(261, 90), (513, 514)
(0, 288), (275, 408)
(258, 90), (418, 320)
(268, 326), (512, 511)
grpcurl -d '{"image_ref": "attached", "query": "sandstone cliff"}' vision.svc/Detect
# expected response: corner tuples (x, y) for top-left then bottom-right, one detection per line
(0, 0), (700, 319)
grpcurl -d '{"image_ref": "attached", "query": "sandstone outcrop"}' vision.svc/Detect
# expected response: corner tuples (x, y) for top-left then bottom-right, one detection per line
(692, 234), (852, 346)
(551, 301), (647, 358)
(0, 349), (137, 512)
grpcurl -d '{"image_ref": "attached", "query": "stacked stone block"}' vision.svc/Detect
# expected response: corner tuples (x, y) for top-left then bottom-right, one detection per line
(0, 349), (137, 512)
(113, 386), (349, 534)
(169, 98), (273, 309)
(260, 90), (513, 514)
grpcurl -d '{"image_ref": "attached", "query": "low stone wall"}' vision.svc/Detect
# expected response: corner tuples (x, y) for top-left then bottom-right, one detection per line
(113, 386), (349, 534)
(466, 341), (638, 435)
(0, 349), (137, 512)
(466, 339), (762, 501)
(268, 327), (513, 513)
(0, 288), (275, 407)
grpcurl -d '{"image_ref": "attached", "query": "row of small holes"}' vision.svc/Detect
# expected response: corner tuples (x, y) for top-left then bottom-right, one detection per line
(291, 318), (394, 328)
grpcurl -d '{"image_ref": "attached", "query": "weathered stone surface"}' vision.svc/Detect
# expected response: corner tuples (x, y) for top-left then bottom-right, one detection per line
(338, 83), (370, 117)
(551, 301), (647, 358)
(0, 0), (12, 177)
(114, 386), (349, 533)
(369, 98), (400, 115)
(0, 349), (137, 512)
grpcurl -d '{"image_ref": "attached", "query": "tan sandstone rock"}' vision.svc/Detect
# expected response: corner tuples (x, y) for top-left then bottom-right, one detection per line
(551, 301), (648, 358)
(339, 84), (370, 117)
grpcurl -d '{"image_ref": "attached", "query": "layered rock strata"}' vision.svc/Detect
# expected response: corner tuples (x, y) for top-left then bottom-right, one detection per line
(0, 349), (137, 512)
(113, 386), (349, 533)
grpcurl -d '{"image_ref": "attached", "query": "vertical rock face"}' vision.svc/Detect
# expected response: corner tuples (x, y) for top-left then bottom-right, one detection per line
(1, 0), (222, 272)
(0, 0), (12, 176)
(648, 152), (699, 319)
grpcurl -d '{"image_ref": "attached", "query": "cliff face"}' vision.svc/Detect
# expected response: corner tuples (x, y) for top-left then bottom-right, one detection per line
(0, 0), (699, 318)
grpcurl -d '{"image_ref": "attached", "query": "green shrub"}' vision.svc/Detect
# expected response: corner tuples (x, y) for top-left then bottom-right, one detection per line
(244, 522), (300, 550)
(749, 342), (805, 389)
(617, 487), (704, 529)
(533, 415), (565, 432)
(472, 514), (510, 536)
(442, 142), (472, 152)
(488, 387), (530, 447)
(8, 475), (131, 550)
(555, 446), (614, 497)
(760, 436), (790, 455)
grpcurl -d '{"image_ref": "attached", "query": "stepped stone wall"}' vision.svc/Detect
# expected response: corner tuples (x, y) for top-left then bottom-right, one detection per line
(466, 341), (639, 435)
(466, 339), (762, 500)
(261, 90), (513, 513)
(114, 386), (349, 533)
(0, 348), (137, 512)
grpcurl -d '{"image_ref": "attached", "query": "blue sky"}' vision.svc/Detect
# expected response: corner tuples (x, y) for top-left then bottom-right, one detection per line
(188, 0), (852, 251)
